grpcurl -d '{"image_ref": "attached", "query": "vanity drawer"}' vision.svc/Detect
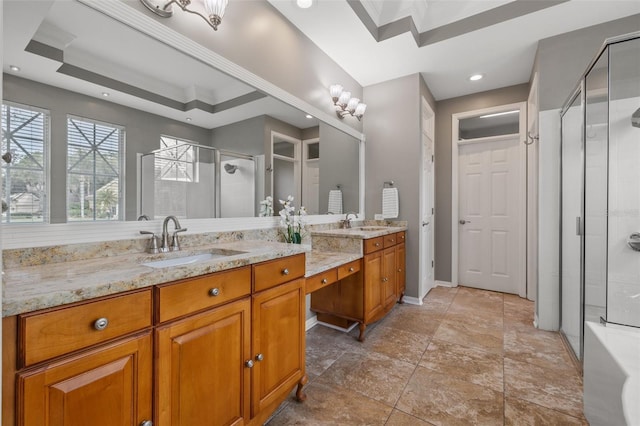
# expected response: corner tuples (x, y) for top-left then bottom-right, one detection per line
(384, 233), (398, 248)
(396, 231), (406, 243)
(19, 289), (152, 368)
(364, 237), (384, 254)
(253, 253), (306, 292)
(337, 259), (361, 280)
(306, 268), (338, 294)
(156, 266), (251, 323)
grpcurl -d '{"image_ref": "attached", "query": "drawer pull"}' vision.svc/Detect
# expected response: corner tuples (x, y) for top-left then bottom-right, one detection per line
(282, 268), (290, 276)
(375, 243), (380, 247)
(321, 278), (328, 284)
(93, 318), (109, 331)
(140, 421), (153, 426)
(390, 239), (395, 243)
(255, 353), (264, 361)
(398, 268), (402, 272)
(382, 277), (388, 282)
(349, 267), (354, 272)
(209, 288), (220, 297)
(245, 360), (254, 368)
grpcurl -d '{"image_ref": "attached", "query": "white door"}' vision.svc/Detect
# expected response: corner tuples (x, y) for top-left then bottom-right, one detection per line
(420, 98), (435, 298)
(458, 135), (523, 294)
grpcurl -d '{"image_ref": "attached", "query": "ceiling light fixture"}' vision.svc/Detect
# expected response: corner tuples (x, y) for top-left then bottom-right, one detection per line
(186, 117), (193, 121)
(479, 110), (519, 119)
(296, 0), (313, 8)
(469, 74), (483, 81)
(140, 0), (228, 31)
(9, 65), (20, 72)
(305, 114), (313, 119)
(329, 84), (366, 121)
(102, 92), (110, 97)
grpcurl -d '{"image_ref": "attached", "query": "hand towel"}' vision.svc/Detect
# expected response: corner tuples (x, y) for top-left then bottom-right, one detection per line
(328, 189), (343, 214)
(382, 187), (399, 218)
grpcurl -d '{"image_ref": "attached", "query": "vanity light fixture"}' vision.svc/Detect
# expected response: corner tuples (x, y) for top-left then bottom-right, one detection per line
(329, 84), (367, 121)
(140, 0), (229, 31)
(469, 74), (484, 81)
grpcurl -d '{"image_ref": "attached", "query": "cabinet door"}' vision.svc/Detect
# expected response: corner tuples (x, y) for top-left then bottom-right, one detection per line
(252, 278), (305, 417)
(363, 251), (384, 321)
(382, 247), (397, 308)
(396, 243), (406, 299)
(155, 298), (251, 426)
(18, 331), (152, 426)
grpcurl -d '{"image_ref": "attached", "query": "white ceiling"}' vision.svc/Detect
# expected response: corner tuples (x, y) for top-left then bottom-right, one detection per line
(268, 0), (640, 100)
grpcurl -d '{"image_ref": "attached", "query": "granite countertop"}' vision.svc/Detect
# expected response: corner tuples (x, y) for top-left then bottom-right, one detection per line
(3, 240), (309, 317)
(305, 250), (362, 277)
(311, 225), (407, 239)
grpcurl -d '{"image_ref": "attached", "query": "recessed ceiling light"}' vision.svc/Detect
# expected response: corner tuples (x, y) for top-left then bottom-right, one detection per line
(186, 117), (192, 122)
(469, 74), (483, 81)
(296, 0), (313, 8)
(101, 92), (109, 97)
(305, 114), (313, 119)
(9, 65), (20, 72)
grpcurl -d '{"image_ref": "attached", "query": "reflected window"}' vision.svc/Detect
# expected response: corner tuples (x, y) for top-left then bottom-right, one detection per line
(157, 136), (198, 183)
(67, 116), (124, 221)
(1, 102), (49, 223)
(458, 110), (519, 140)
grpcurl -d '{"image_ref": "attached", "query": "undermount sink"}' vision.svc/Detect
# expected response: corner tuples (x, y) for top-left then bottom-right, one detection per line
(352, 226), (389, 231)
(142, 249), (245, 269)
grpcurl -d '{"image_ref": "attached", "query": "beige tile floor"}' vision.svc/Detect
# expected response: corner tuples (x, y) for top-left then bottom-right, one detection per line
(266, 286), (588, 426)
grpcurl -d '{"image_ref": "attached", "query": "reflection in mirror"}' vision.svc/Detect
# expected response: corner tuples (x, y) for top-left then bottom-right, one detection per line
(458, 110), (520, 140)
(2, 0), (361, 224)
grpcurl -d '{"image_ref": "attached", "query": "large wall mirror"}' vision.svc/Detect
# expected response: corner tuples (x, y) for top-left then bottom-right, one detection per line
(2, 0), (361, 226)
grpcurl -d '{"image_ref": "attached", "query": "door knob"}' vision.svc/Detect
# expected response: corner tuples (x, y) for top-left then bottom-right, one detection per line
(422, 221), (430, 227)
(459, 219), (470, 225)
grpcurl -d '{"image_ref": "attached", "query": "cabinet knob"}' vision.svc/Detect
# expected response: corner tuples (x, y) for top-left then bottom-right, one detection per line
(255, 353), (264, 361)
(321, 278), (328, 284)
(93, 318), (109, 331)
(375, 243), (380, 247)
(382, 277), (388, 282)
(209, 288), (220, 297)
(282, 268), (290, 276)
(349, 267), (354, 272)
(398, 268), (402, 272)
(140, 421), (153, 426)
(390, 239), (395, 243)
(245, 360), (254, 368)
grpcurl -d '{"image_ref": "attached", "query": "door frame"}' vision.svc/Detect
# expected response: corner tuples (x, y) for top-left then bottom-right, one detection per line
(451, 102), (527, 297)
(419, 97), (435, 301)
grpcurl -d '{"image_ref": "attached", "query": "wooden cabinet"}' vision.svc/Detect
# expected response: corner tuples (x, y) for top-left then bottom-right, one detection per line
(251, 278), (306, 418)
(4, 254), (307, 426)
(155, 298), (251, 426)
(311, 230), (407, 342)
(17, 331), (152, 426)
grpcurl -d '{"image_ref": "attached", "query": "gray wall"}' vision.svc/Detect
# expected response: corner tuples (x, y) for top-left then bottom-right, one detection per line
(434, 83), (529, 282)
(363, 73), (431, 300)
(319, 123), (360, 215)
(3, 74), (211, 222)
(536, 13), (640, 111)
(124, 0), (363, 133)
(211, 115), (266, 156)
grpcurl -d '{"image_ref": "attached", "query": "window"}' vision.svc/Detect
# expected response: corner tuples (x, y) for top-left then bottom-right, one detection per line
(67, 116), (124, 221)
(1, 102), (49, 223)
(156, 136), (198, 182)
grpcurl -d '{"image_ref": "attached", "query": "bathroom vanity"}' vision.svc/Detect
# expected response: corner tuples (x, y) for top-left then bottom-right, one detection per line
(1, 241), (308, 426)
(309, 226), (407, 341)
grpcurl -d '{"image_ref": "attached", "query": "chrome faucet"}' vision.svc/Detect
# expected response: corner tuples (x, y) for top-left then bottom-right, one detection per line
(161, 215), (187, 252)
(342, 212), (358, 229)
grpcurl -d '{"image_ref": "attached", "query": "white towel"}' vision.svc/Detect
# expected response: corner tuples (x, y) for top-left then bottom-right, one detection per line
(382, 187), (399, 219)
(328, 189), (343, 214)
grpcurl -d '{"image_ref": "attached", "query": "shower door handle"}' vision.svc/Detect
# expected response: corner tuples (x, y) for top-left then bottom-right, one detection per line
(627, 233), (640, 252)
(575, 217), (582, 236)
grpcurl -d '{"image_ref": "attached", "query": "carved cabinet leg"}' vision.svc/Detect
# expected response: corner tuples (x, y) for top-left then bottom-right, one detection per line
(357, 323), (367, 342)
(398, 292), (405, 304)
(295, 374), (308, 402)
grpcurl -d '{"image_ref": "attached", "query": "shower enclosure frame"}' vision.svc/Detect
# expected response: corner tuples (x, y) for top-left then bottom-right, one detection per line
(559, 31), (640, 364)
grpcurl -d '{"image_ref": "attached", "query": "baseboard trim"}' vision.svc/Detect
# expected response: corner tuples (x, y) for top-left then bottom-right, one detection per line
(305, 315), (318, 331)
(435, 280), (454, 287)
(402, 296), (423, 306)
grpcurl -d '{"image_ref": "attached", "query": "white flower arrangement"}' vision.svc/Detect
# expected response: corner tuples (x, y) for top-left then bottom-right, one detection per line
(259, 196), (273, 217)
(279, 195), (307, 243)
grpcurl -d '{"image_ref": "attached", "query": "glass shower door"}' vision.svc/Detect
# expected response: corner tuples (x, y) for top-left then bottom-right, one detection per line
(561, 92), (584, 359)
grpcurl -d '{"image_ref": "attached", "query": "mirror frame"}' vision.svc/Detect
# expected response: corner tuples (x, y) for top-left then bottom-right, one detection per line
(1, 0), (365, 249)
